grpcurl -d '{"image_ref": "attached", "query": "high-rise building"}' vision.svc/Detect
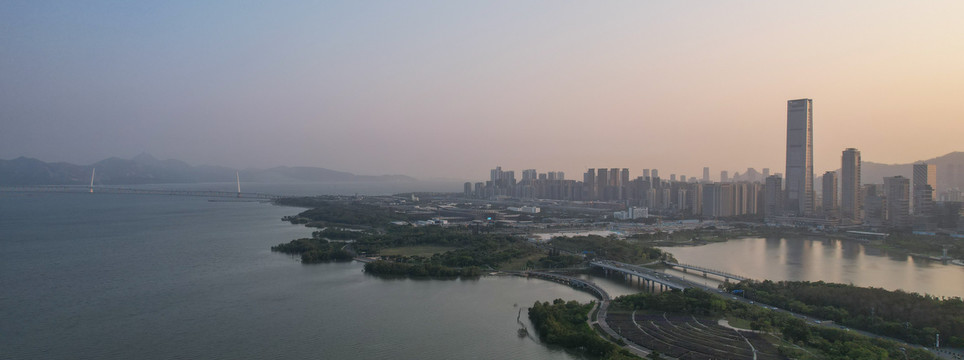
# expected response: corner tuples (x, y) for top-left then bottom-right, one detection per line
(620, 168), (630, 200)
(490, 166), (503, 183)
(584, 169), (596, 200)
(841, 148), (862, 222)
(721, 171), (729, 183)
(464, 182), (473, 197)
(597, 168), (608, 201)
(785, 98), (814, 216)
(503, 171), (516, 185)
(522, 169), (537, 181)
(822, 171), (838, 216)
(651, 169), (659, 180)
(703, 167), (710, 182)
(702, 183), (721, 218)
(764, 175), (783, 217)
(643, 169), (650, 179)
(913, 163), (937, 216)
(762, 168), (770, 179)
(863, 184), (884, 226)
(884, 176), (911, 228)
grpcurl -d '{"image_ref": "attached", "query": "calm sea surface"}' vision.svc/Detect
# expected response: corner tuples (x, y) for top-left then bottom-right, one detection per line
(0, 192), (592, 360)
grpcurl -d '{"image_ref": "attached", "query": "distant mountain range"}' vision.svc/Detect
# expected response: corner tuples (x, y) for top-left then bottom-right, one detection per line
(817, 151), (964, 193)
(0, 153), (416, 186)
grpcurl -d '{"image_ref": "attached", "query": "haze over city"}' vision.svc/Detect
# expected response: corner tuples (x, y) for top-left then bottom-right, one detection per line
(2, 1), (963, 180)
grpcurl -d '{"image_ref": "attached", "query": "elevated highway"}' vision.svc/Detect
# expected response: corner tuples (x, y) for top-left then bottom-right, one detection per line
(663, 261), (749, 282)
(590, 260), (690, 291)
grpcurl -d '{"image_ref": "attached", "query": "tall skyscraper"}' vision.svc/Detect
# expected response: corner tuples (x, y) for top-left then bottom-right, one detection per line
(703, 167), (710, 182)
(822, 171), (838, 216)
(785, 98), (814, 216)
(913, 163), (937, 216)
(721, 170), (729, 183)
(841, 148), (862, 222)
(884, 176), (911, 228)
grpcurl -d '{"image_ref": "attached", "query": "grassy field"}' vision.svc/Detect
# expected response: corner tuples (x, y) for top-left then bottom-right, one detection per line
(724, 315), (753, 329)
(378, 245), (459, 257)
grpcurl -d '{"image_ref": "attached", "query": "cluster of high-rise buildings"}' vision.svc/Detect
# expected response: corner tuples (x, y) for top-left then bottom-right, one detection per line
(769, 99), (950, 230)
(466, 165), (771, 219)
(465, 99), (961, 230)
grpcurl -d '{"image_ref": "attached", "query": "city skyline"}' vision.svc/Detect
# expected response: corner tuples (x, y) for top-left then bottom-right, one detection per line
(3, 2), (964, 180)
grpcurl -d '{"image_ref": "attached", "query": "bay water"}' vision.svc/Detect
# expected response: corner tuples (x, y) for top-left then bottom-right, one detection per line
(0, 192), (591, 359)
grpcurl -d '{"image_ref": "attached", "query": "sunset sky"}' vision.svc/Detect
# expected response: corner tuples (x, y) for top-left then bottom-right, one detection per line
(2, 1), (962, 181)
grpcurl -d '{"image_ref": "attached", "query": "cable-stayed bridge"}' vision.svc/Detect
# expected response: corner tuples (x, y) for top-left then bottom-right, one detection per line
(2, 185), (282, 200)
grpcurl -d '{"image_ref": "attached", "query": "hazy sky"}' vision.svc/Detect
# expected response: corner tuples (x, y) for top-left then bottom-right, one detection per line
(2, 1), (962, 181)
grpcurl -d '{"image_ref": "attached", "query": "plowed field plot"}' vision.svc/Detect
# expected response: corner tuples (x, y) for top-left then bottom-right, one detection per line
(606, 312), (784, 360)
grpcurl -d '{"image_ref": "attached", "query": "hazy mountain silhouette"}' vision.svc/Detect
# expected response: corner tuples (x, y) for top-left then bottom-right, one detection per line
(0, 153), (416, 186)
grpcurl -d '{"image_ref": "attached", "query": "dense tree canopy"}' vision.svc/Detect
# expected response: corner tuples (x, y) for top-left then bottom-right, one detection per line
(723, 280), (964, 347)
(529, 299), (636, 360)
(270, 237), (353, 263)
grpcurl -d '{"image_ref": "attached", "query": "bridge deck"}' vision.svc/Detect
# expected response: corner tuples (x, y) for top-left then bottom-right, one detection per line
(663, 262), (748, 282)
(4, 186), (282, 200)
(590, 260), (689, 290)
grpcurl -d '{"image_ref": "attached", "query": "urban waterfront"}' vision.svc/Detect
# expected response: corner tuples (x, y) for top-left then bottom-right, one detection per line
(2, 191), (962, 359)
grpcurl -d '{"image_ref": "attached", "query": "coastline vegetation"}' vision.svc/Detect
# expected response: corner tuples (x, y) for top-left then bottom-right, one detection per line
(277, 197), (425, 228)
(610, 289), (939, 360)
(528, 299), (636, 359)
(870, 232), (963, 259)
(270, 237), (353, 263)
(363, 260), (481, 278)
(722, 280), (964, 347)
